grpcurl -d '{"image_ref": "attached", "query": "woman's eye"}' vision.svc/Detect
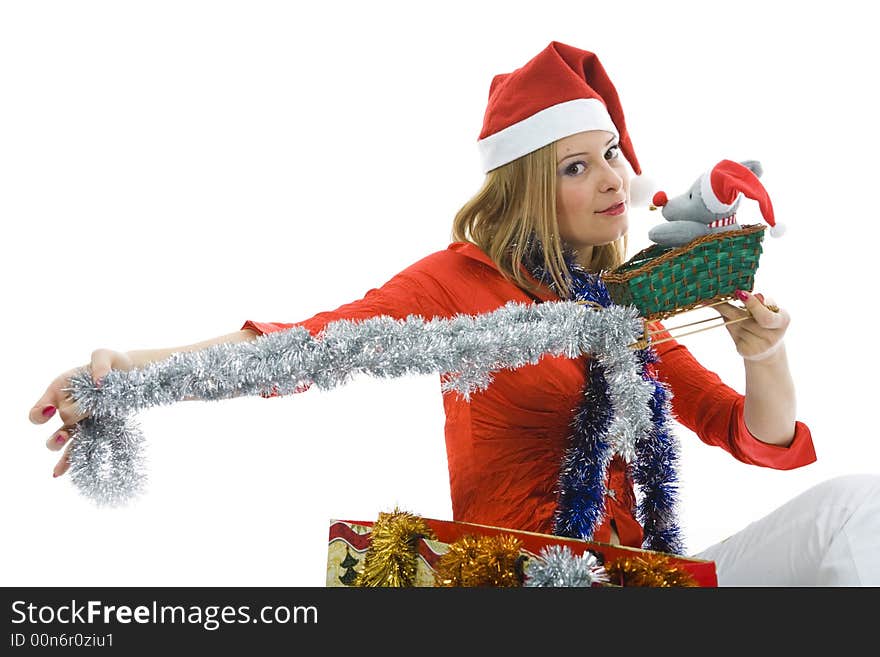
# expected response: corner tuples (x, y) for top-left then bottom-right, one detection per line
(563, 146), (620, 176)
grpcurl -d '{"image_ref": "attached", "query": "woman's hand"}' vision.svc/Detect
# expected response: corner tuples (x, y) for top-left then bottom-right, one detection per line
(28, 349), (135, 478)
(715, 289), (790, 362)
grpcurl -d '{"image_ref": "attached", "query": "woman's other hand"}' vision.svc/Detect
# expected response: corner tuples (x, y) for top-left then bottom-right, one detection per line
(28, 349), (135, 478)
(715, 290), (790, 362)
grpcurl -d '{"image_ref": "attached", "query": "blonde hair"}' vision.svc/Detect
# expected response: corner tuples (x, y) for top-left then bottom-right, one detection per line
(451, 141), (627, 300)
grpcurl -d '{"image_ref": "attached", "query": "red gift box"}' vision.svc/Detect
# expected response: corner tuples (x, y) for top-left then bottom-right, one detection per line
(327, 516), (717, 587)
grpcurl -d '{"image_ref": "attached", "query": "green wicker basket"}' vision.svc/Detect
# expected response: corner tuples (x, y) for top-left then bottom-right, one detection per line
(602, 224), (766, 321)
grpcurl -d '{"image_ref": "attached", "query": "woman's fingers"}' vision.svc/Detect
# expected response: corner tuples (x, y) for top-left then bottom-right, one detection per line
(36, 350), (135, 479)
(742, 292), (788, 330)
(29, 402), (58, 425)
(30, 370), (92, 427)
(46, 429), (66, 451)
(31, 370), (89, 469)
(29, 369), (79, 425)
(716, 291), (790, 360)
(715, 301), (747, 320)
(717, 294), (789, 332)
(89, 348), (118, 385)
(31, 349), (120, 425)
(37, 395), (89, 446)
(714, 302), (750, 335)
(46, 427), (72, 451)
(34, 350), (126, 442)
(53, 441), (72, 478)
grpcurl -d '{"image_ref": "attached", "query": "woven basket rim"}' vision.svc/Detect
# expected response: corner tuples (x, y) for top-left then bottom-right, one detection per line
(603, 224), (766, 283)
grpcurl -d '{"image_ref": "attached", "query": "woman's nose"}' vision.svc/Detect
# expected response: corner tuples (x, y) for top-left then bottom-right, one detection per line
(597, 163), (624, 191)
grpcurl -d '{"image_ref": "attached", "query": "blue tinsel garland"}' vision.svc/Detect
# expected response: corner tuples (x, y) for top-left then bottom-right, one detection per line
(525, 240), (683, 554)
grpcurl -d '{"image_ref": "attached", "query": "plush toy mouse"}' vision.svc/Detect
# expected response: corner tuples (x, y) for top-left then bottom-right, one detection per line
(647, 159), (785, 248)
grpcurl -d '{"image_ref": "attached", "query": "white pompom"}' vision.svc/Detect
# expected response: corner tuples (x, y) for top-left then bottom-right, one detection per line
(769, 223), (786, 238)
(629, 174), (657, 207)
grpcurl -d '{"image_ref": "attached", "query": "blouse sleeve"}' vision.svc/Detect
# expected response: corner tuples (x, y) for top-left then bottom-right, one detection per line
(647, 321), (816, 470)
(241, 267), (437, 398)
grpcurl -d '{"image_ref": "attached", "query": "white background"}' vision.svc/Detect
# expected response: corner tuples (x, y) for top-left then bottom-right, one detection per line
(3, 0), (878, 586)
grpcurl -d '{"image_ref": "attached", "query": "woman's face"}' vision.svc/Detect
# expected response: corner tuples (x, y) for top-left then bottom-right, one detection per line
(555, 130), (631, 257)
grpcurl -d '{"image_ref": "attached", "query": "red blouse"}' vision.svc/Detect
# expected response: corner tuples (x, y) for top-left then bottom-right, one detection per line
(242, 241), (816, 549)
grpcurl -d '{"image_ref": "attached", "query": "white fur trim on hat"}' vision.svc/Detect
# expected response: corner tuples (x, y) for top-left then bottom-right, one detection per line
(477, 98), (618, 173)
(629, 173), (655, 206)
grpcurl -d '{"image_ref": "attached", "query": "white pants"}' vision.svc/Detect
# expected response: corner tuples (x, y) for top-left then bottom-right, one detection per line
(689, 474), (880, 586)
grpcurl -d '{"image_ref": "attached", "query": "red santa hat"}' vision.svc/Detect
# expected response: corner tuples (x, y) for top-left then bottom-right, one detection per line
(477, 41), (641, 177)
(700, 159), (785, 237)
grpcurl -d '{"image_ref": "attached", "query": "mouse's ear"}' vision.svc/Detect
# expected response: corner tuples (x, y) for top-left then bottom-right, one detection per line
(738, 160), (763, 178)
(707, 160), (781, 236)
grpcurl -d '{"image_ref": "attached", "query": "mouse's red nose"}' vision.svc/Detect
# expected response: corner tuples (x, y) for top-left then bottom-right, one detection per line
(652, 191), (668, 207)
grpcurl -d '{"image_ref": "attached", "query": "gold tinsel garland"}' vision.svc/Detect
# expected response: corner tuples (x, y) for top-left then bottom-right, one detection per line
(355, 508), (436, 587)
(604, 553), (699, 587)
(434, 534), (526, 587)
(350, 509), (703, 588)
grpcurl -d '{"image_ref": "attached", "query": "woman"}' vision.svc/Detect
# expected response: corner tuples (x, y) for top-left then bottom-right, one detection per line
(30, 41), (879, 585)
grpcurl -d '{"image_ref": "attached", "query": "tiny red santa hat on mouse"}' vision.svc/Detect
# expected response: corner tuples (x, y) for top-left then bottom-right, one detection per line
(476, 41), (653, 203)
(698, 159), (786, 237)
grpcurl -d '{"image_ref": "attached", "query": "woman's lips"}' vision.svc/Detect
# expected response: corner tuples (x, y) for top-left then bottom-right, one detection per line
(598, 202), (625, 216)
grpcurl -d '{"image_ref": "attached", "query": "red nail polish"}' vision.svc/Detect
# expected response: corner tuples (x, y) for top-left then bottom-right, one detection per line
(53, 472), (58, 478)
(734, 290), (749, 302)
(55, 434), (66, 444)
(42, 406), (56, 418)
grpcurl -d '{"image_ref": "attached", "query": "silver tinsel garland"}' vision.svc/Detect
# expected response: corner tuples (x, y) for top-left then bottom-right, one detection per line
(523, 545), (609, 587)
(64, 300), (655, 506)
